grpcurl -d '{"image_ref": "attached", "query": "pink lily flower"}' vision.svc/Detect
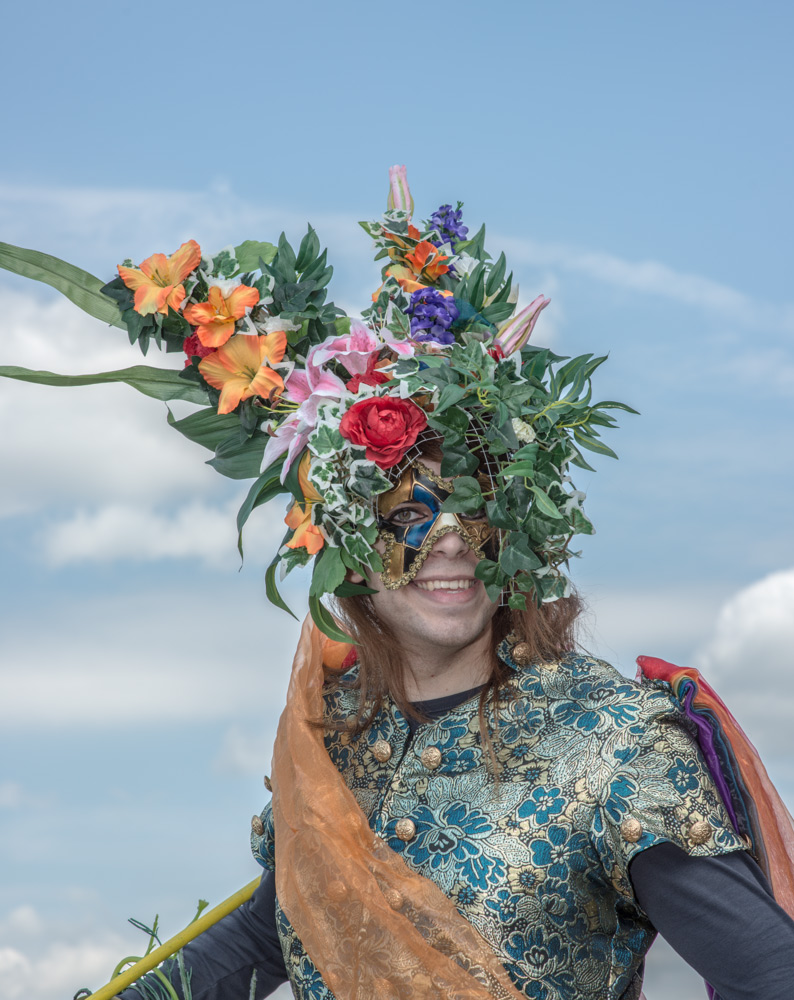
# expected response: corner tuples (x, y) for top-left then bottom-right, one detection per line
(264, 351), (348, 480)
(386, 165), (413, 218)
(493, 295), (551, 356)
(309, 320), (381, 376)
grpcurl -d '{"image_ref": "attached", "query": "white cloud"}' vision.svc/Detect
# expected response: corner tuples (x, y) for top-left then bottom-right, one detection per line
(0, 291), (224, 518)
(694, 568), (794, 756)
(0, 905), (43, 936)
(39, 495), (288, 569)
(498, 234), (794, 335)
(582, 584), (729, 676)
(0, 936), (131, 1000)
(0, 584), (300, 729)
(213, 724), (279, 777)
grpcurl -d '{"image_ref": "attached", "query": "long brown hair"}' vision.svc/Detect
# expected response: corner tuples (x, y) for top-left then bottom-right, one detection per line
(331, 592), (582, 736)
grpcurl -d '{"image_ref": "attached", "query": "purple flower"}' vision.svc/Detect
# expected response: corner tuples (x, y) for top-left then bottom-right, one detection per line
(429, 203), (468, 246)
(406, 288), (459, 345)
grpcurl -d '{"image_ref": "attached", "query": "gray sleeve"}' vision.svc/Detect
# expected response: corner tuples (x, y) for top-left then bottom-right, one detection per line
(119, 871), (287, 999)
(629, 842), (794, 1000)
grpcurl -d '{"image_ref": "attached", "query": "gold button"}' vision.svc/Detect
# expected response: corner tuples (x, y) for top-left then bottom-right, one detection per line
(264, 775), (272, 792)
(420, 746), (442, 770)
(394, 818), (416, 842)
(382, 887), (404, 910)
(512, 641), (532, 665)
(372, 739), (392, 763)
(251, 815), (265, 836)
(620, 818), (643, 842)
(689, 820), (712, 845)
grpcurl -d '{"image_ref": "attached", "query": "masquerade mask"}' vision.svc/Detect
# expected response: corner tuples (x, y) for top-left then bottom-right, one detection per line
(376, 460), (499, 589)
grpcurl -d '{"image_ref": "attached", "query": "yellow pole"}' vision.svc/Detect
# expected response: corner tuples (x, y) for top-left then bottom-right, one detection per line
(86, 877), (261, 1000)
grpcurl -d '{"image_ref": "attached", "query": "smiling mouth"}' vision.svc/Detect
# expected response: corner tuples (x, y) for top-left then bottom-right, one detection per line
(414, 579), (476, 592)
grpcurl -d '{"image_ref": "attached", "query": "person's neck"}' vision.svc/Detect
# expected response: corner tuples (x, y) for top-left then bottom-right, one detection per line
(399, 628), (494, 701)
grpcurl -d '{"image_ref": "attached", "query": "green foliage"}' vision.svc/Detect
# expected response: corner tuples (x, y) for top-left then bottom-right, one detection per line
(309, 594), (353, 643)
(309, 545), (347, 597)
(236, 465), (287, 559)
(0, 364), (210, 404)
(234, 240), (277, 271)
(266, 558), (298, 620)
(0, 242), (125, 328)
(439, 476), (484, 515)
(167, 407), (241, 453)
(207, 429), (267, 480)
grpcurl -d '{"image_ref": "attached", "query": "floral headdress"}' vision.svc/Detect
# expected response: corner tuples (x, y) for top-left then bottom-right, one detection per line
(0, 167), (634, 640)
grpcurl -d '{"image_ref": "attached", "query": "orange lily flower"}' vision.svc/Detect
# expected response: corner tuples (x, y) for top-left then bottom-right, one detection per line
(118, 239), (201, 316)
(285, 452), (325, 554)
(385, 266), (455, 298)
(183, 284), (260, 348)
(404, 240), (450, 281)
(198, 331), (286, 415)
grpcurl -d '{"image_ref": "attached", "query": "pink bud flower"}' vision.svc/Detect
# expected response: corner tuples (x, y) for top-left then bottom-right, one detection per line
(493, 294), (550, 356)
(387, 164), (414, 218)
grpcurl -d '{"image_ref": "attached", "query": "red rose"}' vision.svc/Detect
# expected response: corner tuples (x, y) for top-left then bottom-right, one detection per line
(182, 334), (214, 367)
(339, 396), (427, 469)
(346, 354), (391, 393)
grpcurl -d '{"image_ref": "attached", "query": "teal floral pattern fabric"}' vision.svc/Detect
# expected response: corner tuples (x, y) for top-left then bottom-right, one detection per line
(251, 644), (745, 999)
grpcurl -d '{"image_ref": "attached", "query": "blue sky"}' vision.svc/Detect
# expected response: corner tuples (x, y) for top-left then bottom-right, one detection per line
(1, 2), (793, 998)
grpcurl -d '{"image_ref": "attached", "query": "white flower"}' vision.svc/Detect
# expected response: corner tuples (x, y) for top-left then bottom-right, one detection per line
(451, 251), (480, 278)
(512, 418), (536, 444)
(260, 314), (301, 334)
(205, 276), (241, 297)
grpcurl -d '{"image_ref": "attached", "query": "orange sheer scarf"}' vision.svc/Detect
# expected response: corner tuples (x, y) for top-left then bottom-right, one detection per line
(271, 618), (526, 1000)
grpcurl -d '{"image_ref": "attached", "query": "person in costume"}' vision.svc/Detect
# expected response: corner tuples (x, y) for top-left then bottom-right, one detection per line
(2, 167), (793, 1000)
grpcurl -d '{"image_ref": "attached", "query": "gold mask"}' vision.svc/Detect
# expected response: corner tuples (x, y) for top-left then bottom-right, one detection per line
(376, 460), (499, 589)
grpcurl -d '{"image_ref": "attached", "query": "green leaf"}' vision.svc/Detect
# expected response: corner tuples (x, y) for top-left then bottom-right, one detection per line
(333, 580), (378, 597)
(265, 560), (298, 620)
(428, 404), (469, 436)
(439, 476), (483, 515)
(501, 460), (538, 479)
(234, 241), (277, 271)
(0, 242), (125, 328)
(167, 406), (241, 453)
(439, 439), (479, 477)
(499, 532), (543, 577)
(573, 428), (619, 460)
(310, 424), (344, 459)
(208, 431), (267, 480)
(0, 363), (210, 404)
(474, 557), (505, 602)
(593, 399), (640, 415)
(435, 382), (467, 413)
(570, 507), (595, 535)
(485, 252), (506, 297)
(309, 595), (353, 642)
(236, 467), (287, 558)
(295, 226), (321, 272)
(508, 592), (527, 611)
(485, 490), (517, 529)
(530, 485), (564, 519)
(309, 545), (347, 597)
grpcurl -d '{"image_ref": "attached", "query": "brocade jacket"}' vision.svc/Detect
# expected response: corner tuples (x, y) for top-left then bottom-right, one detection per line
(251, 641), (744, 1000)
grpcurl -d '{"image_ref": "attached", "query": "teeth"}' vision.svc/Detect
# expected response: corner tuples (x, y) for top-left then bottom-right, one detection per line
(415, 579), (475, 592)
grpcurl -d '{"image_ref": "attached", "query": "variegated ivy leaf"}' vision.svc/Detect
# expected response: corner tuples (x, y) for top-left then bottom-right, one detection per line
(206, 248), (239, 278)
(253, 273), (275, 305)
(309, 424), (345, 460)
(348, 459), (391, 500)
(342, 531), (379, 564)
(309, 460), (337, 491)
(319, 483), (350, 511)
